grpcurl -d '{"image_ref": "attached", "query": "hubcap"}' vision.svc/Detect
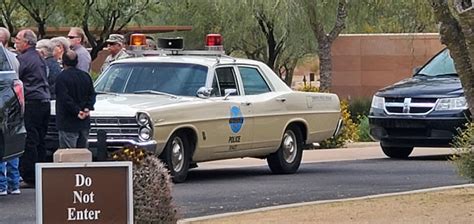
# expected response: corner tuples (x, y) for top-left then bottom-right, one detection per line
(171, 137), (184, 172)
(282, 131), (297, 163)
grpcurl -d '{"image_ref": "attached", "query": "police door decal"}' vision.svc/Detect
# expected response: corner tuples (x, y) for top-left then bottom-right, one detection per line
(228, 106), (244, 144)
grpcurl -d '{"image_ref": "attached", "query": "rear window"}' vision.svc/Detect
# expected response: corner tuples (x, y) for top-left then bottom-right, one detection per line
(95, 62), (208, 96)
(0, 46), (13, 71)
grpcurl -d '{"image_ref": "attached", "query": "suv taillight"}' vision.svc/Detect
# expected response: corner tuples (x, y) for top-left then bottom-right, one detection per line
(13, 80), (24, 114)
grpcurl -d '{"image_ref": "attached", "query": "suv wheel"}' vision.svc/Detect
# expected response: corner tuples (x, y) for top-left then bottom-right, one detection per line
(161, 132), (191, 183)
(381, 145), (414, 159)
(267, 125), (303, 174)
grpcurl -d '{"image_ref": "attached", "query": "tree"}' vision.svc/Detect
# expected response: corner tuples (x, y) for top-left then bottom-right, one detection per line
(299, 0), (348, 92)
(60, 0), (160, 60)
(156, 0), (314, 86)
(18, 0), (59, 39)
(429, 0), (474, 116)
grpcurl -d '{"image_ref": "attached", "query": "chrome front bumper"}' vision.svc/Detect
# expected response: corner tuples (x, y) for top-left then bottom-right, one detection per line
(89, 139), (158, 153)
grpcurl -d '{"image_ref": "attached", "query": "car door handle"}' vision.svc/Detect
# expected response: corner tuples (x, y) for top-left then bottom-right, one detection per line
(241, 102), (252, 106)
(276, 98), (286, 102)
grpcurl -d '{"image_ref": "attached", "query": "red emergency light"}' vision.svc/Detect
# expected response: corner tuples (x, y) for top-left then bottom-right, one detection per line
(206, 34), (223, 47)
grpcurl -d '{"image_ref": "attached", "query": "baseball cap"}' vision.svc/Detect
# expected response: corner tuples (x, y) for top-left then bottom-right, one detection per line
(106, 34), (124, 44)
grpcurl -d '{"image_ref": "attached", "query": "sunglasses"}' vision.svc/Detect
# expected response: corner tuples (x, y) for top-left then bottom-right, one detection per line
(68, 35), (80, 39)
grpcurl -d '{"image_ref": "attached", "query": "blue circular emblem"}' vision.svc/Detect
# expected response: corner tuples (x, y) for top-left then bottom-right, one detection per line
(229, 106), (244, 133)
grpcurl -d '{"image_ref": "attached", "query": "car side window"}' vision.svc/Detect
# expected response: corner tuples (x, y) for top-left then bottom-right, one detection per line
(212, 67), (239, 97)
(238, 66), (270, 95)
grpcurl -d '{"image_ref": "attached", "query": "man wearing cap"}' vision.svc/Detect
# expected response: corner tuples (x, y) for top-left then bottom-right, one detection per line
(101, 34), (130, 73)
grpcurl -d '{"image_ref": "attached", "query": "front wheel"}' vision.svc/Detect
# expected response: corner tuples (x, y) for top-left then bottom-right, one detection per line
(267, 126), (303, 174)
(381, 144), (414, 159)
(160, 132), (191, 183)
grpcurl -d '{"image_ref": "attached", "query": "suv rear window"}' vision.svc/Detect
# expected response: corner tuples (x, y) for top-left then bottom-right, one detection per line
(0, 46), (13, 71)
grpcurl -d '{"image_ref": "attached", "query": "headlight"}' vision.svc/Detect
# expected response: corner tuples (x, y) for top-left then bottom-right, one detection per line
(435, 96), (468, 111)
(371, 95), (384, 109)
(137, 113), (150, 125)
(139, 127), (152, 141)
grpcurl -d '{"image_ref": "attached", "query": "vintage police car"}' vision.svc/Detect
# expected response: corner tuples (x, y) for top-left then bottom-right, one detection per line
(47, 34), (341, 182)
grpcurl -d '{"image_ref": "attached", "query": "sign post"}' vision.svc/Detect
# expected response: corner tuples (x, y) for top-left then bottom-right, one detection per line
(36, 162), (133, 224)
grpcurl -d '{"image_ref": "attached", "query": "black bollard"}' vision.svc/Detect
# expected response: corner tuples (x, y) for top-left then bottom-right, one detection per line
(96, 130), (107, 161)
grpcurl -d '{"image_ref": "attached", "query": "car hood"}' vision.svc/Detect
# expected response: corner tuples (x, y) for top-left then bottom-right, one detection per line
(51, 94), (193, 117)
(377, 76), (463, 98)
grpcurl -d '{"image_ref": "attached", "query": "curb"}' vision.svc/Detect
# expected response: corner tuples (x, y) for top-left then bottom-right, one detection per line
(177, 183), (474, 224)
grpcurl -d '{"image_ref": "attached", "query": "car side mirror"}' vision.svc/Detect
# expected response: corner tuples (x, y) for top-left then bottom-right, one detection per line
(197, 87), (212, 98)
(224, 89), (237, 100)
(412, 66), (422, 74)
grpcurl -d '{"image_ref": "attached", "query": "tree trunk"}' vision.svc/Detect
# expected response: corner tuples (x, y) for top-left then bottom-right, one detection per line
(430, 0), (474, 117)
(318, 40), (332, 92)
(37, 21), (46, 39)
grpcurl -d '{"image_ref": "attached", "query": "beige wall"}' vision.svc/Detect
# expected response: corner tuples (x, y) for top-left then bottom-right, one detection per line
(330, 33), (444, 100)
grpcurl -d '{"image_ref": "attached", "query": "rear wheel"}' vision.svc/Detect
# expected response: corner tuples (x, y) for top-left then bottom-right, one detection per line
(381, 144), (414, 159)
(267, 126), (303, 174)
(161, 132), (191, 183)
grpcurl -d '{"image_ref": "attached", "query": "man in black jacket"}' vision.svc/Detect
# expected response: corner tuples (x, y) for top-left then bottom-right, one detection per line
(55, 50), (96, 148)
(15, 29), (50, 187)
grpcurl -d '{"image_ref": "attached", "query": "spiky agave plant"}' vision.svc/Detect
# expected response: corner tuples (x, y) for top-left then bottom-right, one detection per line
(112, 146), (178, 223)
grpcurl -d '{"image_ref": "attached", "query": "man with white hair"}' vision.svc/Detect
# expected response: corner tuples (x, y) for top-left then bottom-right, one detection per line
(36, 39), (61, 100)
(51, 36), (70, 67)
(0, 27), (21, 195)
(15, 29), (50, 188)
(0, 27), (19, 73)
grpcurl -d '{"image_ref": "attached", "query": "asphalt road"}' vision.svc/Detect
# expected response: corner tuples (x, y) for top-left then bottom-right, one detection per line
(0, 146), (469, 223)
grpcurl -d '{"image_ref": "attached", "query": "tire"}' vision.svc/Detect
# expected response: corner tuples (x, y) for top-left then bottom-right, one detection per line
(267, 126), (303, 174)
(160, 132), (191, 183)
(381, 144), (414, 159)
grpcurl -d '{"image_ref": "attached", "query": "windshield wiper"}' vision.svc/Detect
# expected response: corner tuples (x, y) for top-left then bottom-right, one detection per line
(435, 73), (458, 77)
(96, 91), (118, 95)
(133, 90), (178, 98)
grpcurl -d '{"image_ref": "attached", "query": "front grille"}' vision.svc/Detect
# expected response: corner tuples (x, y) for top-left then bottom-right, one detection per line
(47, 116), (140, 141)
(384, 97), (437, 115)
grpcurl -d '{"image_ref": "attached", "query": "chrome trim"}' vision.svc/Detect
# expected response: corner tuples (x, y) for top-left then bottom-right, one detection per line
(384, 97), (438, 115)
(333, 119), (343, 137)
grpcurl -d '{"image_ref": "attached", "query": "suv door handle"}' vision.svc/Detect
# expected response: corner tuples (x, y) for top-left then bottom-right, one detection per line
(276, 98), (286, 102)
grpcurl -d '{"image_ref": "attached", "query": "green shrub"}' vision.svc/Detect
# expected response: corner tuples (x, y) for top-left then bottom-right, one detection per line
(90, 71), (100, 81)
(357, 115), (374, 142)
(348, 97), (372, 124)
(112, 147), (178, 223)
(320, 100), (359, 148)
(298, 86), (358, 148)
(451, 122), (474, 182)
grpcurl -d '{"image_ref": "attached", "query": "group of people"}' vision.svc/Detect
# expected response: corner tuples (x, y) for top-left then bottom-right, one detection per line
(0, 27), (124, 195)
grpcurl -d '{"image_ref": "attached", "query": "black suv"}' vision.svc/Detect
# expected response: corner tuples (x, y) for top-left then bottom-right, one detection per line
(369, 48), (471, 158)
(0, 44), (26, 162)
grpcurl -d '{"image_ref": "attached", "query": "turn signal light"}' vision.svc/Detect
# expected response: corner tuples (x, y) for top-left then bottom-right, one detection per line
(130, 34), (146, 46)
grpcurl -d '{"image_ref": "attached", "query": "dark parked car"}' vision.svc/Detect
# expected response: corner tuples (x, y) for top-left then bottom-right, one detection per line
(369, 48), (471, 158)
(0, 44), (26, 162)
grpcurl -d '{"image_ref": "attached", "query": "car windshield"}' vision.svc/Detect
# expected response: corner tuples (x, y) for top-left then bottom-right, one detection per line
(416, 49), (457, 77)
(95, 62), (208, 96)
